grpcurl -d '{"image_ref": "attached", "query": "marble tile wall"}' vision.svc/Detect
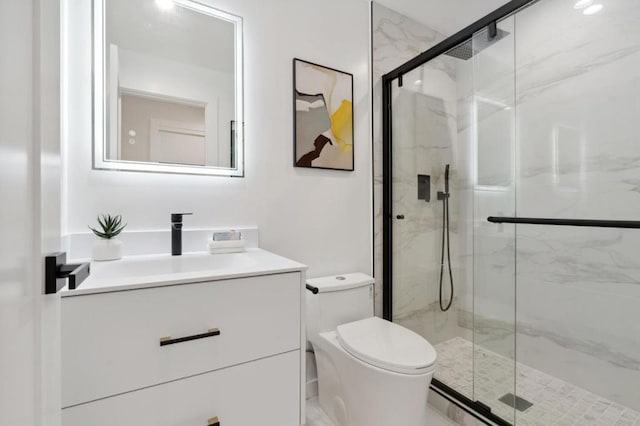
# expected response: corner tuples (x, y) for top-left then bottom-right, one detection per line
(509, 0), (640, 412)
(390, 66), (466, 328)
(371, 2), (446, 318)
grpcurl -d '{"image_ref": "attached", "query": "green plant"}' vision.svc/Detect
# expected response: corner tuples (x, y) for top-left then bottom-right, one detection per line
(89, 214), (127, 239)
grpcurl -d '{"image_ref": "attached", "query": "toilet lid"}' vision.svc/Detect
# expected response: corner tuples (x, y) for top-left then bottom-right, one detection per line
(336, 317), (437, 375)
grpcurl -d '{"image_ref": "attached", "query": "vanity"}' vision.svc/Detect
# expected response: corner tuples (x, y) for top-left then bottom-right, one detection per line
(60, 0), (306, 423)
(60, 249), (307, 425)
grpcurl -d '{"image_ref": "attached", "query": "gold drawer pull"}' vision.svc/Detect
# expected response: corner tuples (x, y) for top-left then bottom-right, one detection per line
(208, 416), (220, 426)
(159, 328), (221, 347)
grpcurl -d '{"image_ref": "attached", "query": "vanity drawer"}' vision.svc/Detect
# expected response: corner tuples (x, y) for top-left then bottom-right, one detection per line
(62, 272), (301, 408)
(62, 350), (300, 426)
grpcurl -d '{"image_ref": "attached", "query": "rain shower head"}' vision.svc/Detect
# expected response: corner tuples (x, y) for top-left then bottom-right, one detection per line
(444, 28), (510, 60)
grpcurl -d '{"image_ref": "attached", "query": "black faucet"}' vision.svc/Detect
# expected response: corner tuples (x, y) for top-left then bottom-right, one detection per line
(171, 213), (192, 256)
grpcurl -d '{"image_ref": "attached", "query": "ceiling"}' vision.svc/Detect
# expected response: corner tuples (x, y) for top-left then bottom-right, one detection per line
(373, 0), (512, 35)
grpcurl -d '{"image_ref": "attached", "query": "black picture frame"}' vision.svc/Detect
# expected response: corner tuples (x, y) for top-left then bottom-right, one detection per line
(293, 58), (354, 171)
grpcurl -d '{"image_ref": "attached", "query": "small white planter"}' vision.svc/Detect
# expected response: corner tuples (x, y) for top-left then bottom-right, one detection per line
(92, 238), (123, 261)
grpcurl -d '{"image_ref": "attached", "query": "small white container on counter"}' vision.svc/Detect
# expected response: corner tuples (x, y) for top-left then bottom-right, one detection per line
(92, 239), (123, 261)
(208, 239), (246, 254)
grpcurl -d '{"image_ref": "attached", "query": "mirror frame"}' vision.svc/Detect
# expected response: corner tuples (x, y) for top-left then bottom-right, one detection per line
(92, 0), (244, 176)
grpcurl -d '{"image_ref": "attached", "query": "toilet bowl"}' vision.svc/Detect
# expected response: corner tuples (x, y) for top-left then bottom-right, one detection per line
(306, 274), (438, 426)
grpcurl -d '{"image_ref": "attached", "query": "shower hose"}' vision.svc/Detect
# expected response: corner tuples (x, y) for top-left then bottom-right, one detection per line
(439, 189), (454, 312)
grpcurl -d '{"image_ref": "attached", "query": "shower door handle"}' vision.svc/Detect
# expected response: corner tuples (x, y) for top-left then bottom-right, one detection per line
(396, 215), (405, 220)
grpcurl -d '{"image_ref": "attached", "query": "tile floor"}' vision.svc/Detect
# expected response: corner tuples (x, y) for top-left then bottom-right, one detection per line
(306, 397), (336, 426)
(434, 337), (640, 426)
(305, 396), (457, 426)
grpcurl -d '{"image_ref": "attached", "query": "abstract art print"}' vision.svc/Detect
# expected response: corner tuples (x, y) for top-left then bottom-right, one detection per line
(293, 58), (354, 171)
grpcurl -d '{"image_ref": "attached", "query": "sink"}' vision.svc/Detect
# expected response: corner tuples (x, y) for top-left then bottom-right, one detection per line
(62, 248), (306, 296)
(89, 252), (256, 280)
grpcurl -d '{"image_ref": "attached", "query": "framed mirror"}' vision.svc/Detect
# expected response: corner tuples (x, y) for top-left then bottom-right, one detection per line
(93, 0), (244, 176)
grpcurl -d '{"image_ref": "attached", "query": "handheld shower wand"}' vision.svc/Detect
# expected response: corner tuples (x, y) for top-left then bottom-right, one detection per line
(438, 165), (450, 199)
(444, 164), (450, 193)
(437, 164), (454, 312)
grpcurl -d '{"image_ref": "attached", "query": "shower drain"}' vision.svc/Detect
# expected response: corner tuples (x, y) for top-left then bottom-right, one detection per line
(498, 393), (534, 412)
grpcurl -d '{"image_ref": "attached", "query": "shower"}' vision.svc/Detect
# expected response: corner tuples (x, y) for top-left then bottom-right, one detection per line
(437, 164), (453, 312)
(380, 0), (640, 423)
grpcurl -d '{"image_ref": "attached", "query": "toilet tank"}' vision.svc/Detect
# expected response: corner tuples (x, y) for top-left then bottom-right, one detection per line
(306, 273), (375, 344)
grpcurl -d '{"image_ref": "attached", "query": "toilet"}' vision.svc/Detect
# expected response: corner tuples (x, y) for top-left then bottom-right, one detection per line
(306, 273), (438, 426)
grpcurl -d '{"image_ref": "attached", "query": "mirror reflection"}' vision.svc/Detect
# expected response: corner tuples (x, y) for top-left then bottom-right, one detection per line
(96, 0), (243, 175)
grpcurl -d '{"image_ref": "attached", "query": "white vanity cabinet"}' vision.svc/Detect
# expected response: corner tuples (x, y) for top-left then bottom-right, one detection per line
(62, 350), (300, 426)
(61, 252), (306, 426)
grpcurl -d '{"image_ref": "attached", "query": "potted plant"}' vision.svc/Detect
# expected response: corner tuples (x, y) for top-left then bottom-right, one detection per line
(89, 214), (127, 261)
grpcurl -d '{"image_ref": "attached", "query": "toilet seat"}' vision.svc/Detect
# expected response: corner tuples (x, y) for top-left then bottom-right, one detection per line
(336, 317), (437, 375)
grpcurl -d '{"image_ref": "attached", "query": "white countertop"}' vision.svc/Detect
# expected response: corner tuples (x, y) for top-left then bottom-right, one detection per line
(61, 248), (307, 297)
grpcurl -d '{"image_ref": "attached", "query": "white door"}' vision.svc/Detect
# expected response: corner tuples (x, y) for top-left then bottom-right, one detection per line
(149, 119), (207, 166)
(0, 1), (62, 425)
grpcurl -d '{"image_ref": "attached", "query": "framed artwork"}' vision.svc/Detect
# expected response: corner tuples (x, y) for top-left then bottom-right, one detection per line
(293, 58), (354, 171)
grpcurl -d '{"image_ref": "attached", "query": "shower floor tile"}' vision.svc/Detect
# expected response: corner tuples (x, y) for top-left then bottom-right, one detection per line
(434, 337), (640, 425)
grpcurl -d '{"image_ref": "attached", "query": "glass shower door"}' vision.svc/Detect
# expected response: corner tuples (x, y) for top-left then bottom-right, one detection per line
(388, 14), (519, 421)
(384, 0), (640, 424)
(511, 1), (640, 424)
(387, 8), (520, 422)
(389, 42), (477, 400)
(470, 15), (517, 424)
(390, 59), (463, 343)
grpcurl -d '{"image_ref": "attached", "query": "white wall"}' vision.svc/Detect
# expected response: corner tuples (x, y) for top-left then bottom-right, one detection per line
(65, 0), (372, 279)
